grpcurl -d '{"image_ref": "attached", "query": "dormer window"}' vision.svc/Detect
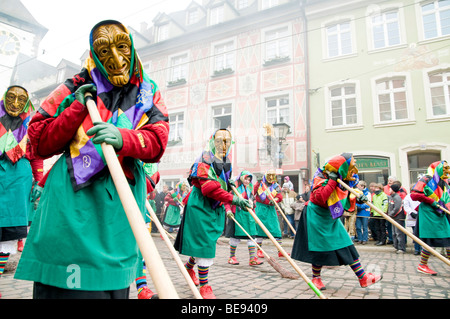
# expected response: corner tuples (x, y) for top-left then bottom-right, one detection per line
(187, 8), (199, 25)
(158, 23), (169, 42)
(210, 5), (224, 25)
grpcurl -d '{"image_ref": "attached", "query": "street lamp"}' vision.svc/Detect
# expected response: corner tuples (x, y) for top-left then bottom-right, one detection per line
(272, 122), (290, 168)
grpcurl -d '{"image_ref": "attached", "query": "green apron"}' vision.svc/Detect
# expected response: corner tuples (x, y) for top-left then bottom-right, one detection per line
(178, 186), (225, 258)
(306, 202), (353, 251)
(255, 202), (281, 238)
(163, 205), (181, 227)
(234, 206), (257, 237)
(15, 156), (146, 291)
(417, 203), (450, 238)
(0, 158), (32, 227)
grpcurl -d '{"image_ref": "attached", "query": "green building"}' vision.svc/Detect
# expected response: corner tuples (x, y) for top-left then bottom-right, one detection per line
(305, 0), (450, 189)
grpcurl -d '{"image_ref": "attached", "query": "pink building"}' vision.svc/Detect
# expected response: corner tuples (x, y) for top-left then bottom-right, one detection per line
(136, 0), (310, 192)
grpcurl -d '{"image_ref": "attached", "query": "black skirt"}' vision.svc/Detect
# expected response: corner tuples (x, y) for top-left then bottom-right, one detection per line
(33, 282), (130, 299)
(291, 204), (359, 266)
(0, 226), (27, 242)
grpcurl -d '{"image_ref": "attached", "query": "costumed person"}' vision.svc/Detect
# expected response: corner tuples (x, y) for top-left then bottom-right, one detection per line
(163, 181), (188, 233)
(0, 86), (43, 299)
(410, 160), (450, 276)
(134, 162), (160, 299)
(253, 169), (284, 258)
(174, 129), (253, 299)
(225, 170), (263, 266)
(291, 153), (382, 291)
(14, 20), (169, 299)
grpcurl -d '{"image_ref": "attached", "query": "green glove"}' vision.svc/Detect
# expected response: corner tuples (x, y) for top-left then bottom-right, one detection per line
(74, 84), (97, 105)
(86, 122), (123, 150)
(31, 181), (43, 202)
(357, 194), (368, 203)
(431, 201), (444, 217)
(232, 195), (253, 210)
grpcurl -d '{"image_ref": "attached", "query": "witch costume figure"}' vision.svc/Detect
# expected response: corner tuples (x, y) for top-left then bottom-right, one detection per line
(0, 86), (43, 298)
(163, 181), (188, 232)
(410, 160), (450, 276)
(174, 129), (252, 299)
(253, 169), (284, 257)
(14, 20), (169, 299)
(225, 170), (263, 266)
(291, 153), (382, 290)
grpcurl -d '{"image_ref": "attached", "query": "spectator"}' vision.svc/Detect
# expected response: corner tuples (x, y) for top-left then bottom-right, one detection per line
(403, 185), (421, 255)
(280, 183), (297, 238)
(283, 176), (294, 191)
(291, 195), (305, 230)
(368, 182), (378, 242)
(371, 183), (388, 246)
(355, 180), (371, 245)
(388, 181), (406, 253)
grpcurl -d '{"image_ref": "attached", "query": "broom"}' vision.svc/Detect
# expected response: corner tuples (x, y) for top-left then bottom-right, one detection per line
(145, 201), (202, 299)
(226, 211), (298, 280)
(336, 178), (450, 268)
(85, 92), (179, 298)
(231, 186), (327, 299)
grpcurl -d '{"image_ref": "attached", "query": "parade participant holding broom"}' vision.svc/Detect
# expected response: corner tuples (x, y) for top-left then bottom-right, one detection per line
(163, 181), (188, 233)
(410, 160), (450, 276)
(14, 20), (169, 299)
(253, 170), (284, 258)
(0, 86), (43, 299)
(174, 129), (253, 299)
(291, 153), (382, 291)
(225, 170), (263, 266)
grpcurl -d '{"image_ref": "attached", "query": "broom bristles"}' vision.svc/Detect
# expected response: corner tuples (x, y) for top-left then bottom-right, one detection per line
(267, 257), (299, 279)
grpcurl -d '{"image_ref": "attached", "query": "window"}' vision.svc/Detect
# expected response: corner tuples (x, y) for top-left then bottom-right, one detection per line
(213, 41), (235, 73)
(371, 10), (401, 49)
(168, 113), (184, 143)
(210, 5), (224, 25)
(421, 0), (450, 39)
(329, 85), (357, 126)
(212, 104), (232, 130)
(187, 8), (199, 25)
(429, 69), (450, 116)
(265, 27), (290, 61)
(408, 151), (441, 182)
(266, 95), (290, 125)
(169, 54), (188, 83)
(236, 0), (249, 9)
(376, 77), (409, 122)
(326, 21), (353, 58)
(262, 0), (278, 10)
(158, 24), (169, 42)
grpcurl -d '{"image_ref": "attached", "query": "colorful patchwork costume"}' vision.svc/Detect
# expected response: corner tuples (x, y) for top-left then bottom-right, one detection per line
(0, 86), (43, 299)
(291, 153), (382, 290)
(411, 160), (450, 276)
(14, 20), (169, 298)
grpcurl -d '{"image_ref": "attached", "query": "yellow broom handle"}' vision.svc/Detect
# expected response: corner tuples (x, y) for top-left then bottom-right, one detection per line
(85, 93), (179, 298)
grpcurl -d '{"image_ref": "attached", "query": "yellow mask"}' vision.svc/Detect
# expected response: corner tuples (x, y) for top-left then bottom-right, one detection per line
(213, 130), (232, 159)
(4, 86), (28, 117)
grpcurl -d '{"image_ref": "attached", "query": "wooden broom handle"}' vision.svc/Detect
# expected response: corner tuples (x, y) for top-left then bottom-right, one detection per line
(85, 93), (179, 298)
(145, 200), (202, 299)
(337, 178), (450, 268)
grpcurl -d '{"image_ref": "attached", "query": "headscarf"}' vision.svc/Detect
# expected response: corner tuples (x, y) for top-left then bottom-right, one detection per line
(312, 152), (354, 219)
(188, 129), (233, 209)
(235, 170), (254, 199)
(413, 160), (450, 210)
(257, 171), (280, 202)
(37, 20), (168, 191)
(0, 86), (34, 164)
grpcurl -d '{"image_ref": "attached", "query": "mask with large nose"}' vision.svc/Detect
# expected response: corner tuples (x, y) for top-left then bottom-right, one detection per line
(92, 23), (132, 87)
(4, 86), (28, 117)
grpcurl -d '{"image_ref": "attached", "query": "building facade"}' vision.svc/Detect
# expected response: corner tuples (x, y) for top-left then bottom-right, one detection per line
(0, 0), (47, 94)
(305, 0), (450, 189)
(137, 0), (309, 192)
